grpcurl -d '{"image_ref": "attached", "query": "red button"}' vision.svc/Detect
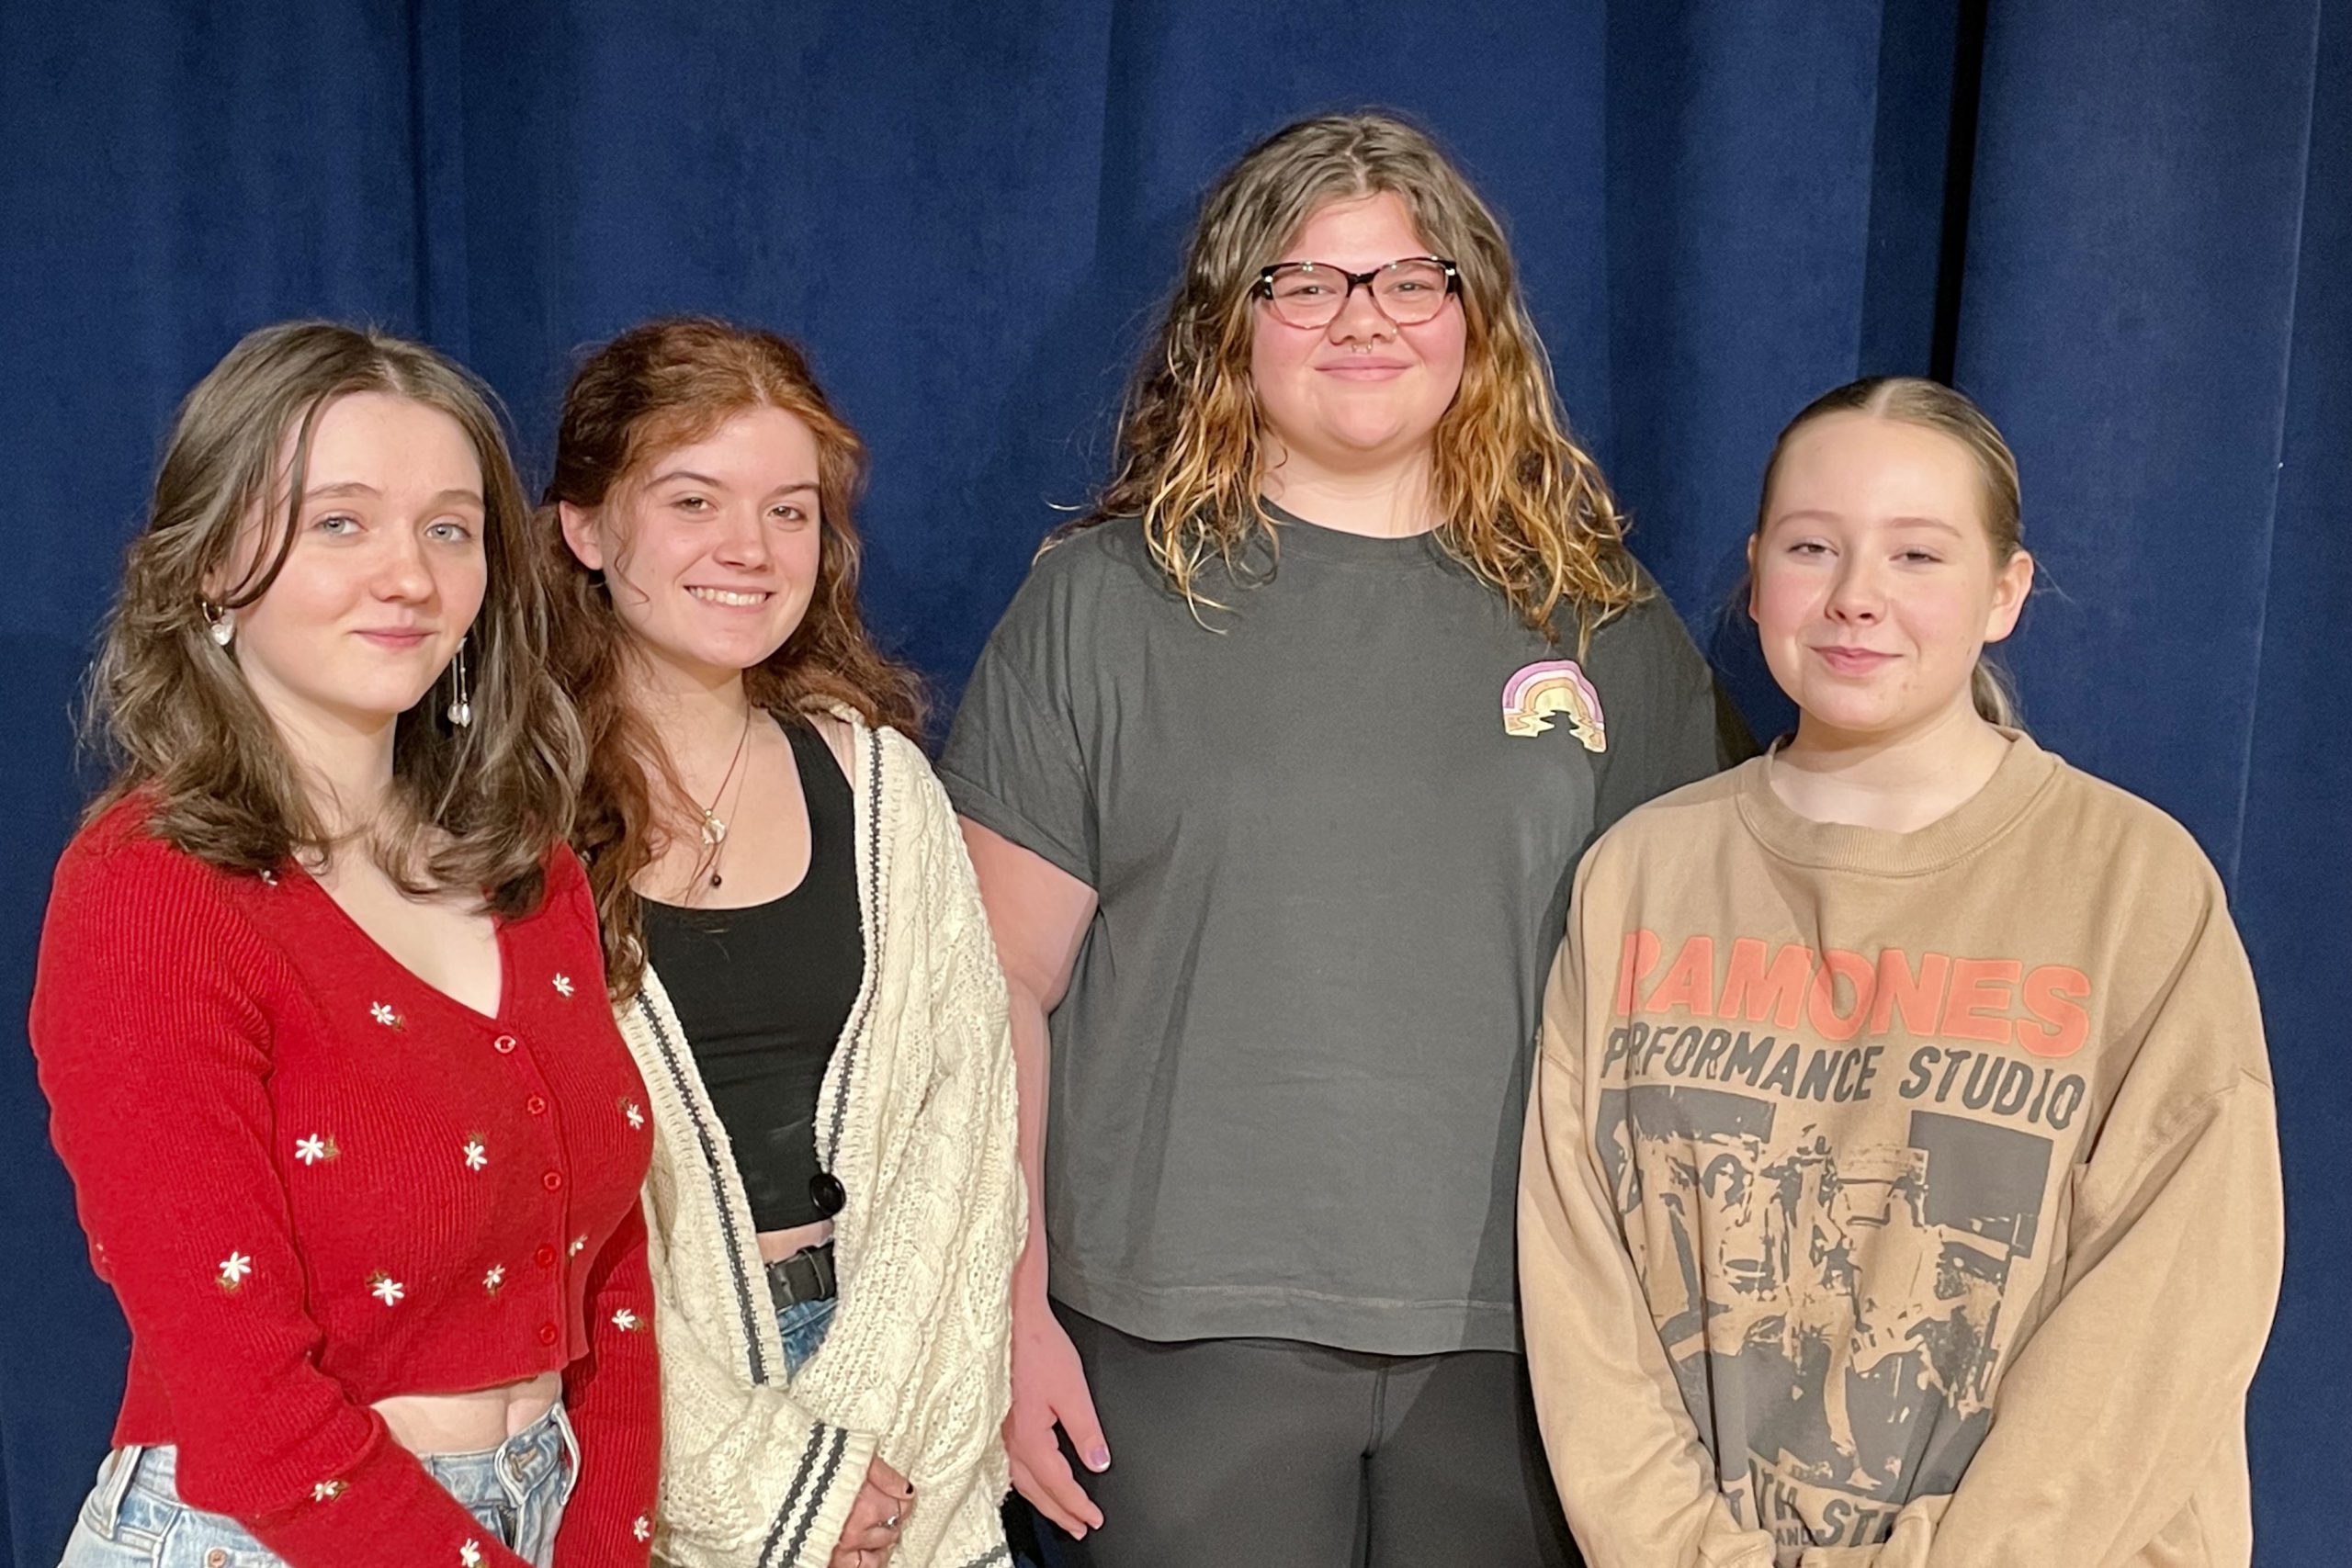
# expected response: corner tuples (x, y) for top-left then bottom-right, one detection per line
(526, 1095), (547, 1115)
(537, 1322), (559, 1346)
(493, 1034), (517, 1055)
(542, 1170), (563, 1192)
(535, 1244), (558, 1268)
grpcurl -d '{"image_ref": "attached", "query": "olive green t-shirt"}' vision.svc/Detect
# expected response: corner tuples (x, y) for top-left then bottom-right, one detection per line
(941, 508), (1737, 1354)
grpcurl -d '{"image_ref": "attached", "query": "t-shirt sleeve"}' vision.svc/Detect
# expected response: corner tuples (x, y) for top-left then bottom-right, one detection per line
(1585, 572), (1755, 837)
(938, 547), (1099, 886)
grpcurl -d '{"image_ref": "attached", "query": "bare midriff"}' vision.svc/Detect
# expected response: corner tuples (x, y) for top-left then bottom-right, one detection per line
(756, 1219), (834, 1265)
(373, 1371), (562, 1455)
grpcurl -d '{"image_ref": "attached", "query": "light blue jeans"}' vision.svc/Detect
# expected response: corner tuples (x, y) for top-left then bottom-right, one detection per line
(777, 1293), (839, 1378)
(58, 1402), (577, 1567)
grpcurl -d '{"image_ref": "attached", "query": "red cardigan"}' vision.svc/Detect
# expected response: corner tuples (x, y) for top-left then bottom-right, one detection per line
(30, 802), (659, 1568)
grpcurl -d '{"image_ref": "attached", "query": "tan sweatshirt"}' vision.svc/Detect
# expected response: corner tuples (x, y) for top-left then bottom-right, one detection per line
(1520, 733), (2281, 1568)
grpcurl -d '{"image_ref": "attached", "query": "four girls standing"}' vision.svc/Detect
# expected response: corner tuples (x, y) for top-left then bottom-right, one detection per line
(27, 113), (2280, 1568)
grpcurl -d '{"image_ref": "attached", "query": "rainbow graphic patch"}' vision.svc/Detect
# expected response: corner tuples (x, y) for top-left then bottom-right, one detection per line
(1502, 660), (1606, 750)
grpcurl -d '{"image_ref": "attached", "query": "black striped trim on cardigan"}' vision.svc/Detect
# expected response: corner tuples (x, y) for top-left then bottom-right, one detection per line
(958, 1548), (1012, 1568)
(635, 991), (772, 1387)
(775, 1424), (854, 1568)
(821, 725), (887, 1170)
(754, 1423), (835, 1568)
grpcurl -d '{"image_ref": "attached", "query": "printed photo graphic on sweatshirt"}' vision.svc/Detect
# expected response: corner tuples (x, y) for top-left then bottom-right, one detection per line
(1599, 931), (2094, 1551)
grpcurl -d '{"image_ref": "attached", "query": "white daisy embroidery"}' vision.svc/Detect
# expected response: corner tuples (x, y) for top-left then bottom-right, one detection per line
(368, 1271), (405, 1307)
(632, 1515), (651, 1541)
(217, 1251), (253, 1289)
(568, 1235), (587, 1258)
(462, 1139), (488, 1172)
(552, 972), (575, 998)
(611, 1307), (643, 1332)
(259, 869), (278, 886)
(460, 1540), (483, 1568)
(369, 1002), (401, 1029)
(311, 1479), (345, 1502)
(624, 1100), (645, 1131)
(294, 1134), (336, 1166)
(483, 1263), (505, 1294)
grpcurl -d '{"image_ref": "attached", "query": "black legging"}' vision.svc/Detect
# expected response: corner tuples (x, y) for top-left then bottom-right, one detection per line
(1038, 1302), (1580, 1568)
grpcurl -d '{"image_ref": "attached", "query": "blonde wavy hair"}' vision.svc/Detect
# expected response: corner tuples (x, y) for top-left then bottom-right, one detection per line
(1073, 111), (1640, 639)
(86, 321), (582, 915)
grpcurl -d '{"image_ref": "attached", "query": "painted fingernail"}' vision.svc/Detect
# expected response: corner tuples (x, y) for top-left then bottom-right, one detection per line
(1087, 1447), (1111, 1471)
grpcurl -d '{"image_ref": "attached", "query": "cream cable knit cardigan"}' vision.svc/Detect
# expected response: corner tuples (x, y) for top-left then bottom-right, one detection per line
(616, 716), (1023, 1568)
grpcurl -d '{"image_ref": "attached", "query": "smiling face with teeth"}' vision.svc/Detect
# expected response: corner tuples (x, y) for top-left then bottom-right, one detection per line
(559, 405), (825, 689)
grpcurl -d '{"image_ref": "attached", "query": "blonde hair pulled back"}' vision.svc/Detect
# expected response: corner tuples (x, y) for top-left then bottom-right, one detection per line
(1755, 376), (2027, 728)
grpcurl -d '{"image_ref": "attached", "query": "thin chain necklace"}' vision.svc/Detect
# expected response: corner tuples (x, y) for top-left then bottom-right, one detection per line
(691, 704), (754, 889)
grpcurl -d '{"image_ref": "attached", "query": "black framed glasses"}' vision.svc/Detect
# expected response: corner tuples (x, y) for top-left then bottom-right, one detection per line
(1253, 256), (1460, 329)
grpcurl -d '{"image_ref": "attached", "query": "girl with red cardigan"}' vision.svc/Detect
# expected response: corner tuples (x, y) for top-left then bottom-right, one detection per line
(31, 322), (660, 1568)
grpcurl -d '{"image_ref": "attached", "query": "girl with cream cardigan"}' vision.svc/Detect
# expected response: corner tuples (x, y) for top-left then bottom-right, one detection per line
(538, 317), (1022, 1568)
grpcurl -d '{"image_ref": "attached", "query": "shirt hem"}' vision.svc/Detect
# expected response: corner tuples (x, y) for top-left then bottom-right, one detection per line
(1049, 1267), (1519, 1356)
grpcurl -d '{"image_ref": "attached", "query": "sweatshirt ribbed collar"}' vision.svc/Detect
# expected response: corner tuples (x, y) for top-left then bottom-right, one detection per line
(1734, 728), (2064, 877)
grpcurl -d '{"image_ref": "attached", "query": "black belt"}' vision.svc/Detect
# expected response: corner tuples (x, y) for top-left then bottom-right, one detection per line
(764, 1242), (837, 1310)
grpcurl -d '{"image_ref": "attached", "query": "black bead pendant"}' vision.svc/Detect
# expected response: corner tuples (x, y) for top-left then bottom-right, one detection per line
(808, 1170), (845, 1217)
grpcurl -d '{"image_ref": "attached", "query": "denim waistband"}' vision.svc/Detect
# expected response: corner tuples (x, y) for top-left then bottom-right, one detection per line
(89, 1400), (577, 1535)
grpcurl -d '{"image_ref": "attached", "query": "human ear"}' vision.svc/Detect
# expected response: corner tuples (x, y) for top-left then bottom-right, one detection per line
(1983, 547), (2035, 644)
(558, 502), (605, 572)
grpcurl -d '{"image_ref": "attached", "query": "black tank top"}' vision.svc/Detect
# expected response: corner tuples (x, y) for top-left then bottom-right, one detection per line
(642, 720), (864, 1231)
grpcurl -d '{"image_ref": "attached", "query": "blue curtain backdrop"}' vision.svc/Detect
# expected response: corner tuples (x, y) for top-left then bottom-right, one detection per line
(3, 3), (2344, 1562)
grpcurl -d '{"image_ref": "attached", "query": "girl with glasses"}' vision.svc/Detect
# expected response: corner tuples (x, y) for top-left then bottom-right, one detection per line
(944, 112), (1745, 1565)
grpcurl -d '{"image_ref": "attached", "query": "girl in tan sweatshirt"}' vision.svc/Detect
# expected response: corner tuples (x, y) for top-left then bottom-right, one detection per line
(1520, 377), (2282, 1568)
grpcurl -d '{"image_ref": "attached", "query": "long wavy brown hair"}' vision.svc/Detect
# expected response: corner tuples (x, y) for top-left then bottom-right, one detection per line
(87, 320), (581, 914)
(1074, 111), (1641, 640)
(537, 317), (924, 1000)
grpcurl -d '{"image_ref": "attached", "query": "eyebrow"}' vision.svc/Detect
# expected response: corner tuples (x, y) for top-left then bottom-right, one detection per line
(1770, 508), (1963, 536)
(647, 469), (820, 497)
(302, 481), (484, 507)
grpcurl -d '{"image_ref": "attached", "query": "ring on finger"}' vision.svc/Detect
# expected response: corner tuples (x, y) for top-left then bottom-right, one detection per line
(885, 1511), (900, 1529)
